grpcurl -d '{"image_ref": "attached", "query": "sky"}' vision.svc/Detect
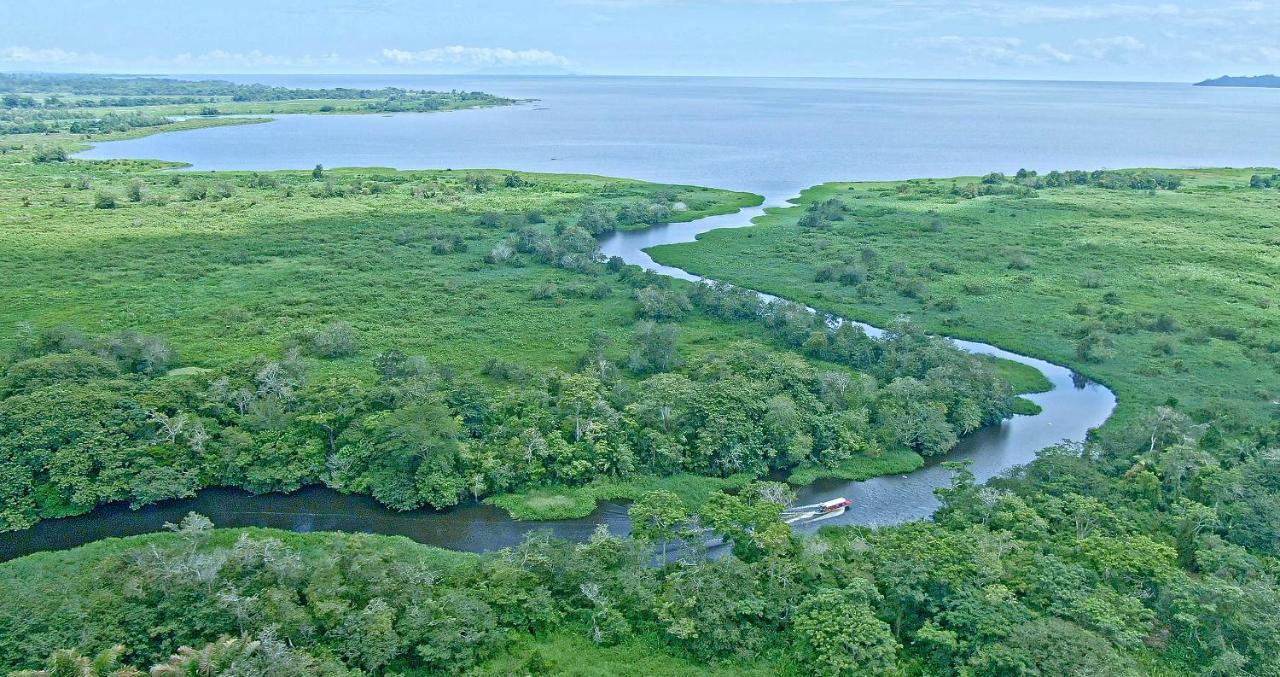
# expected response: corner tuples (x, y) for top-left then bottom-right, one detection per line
(1, 0), (1276, 82)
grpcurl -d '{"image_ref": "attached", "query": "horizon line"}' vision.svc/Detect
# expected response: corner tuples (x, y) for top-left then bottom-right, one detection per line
(2, 69), (1222, 86)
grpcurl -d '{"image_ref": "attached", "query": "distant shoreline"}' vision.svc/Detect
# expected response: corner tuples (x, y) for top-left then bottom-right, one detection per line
(1195, 74), (1280, 88)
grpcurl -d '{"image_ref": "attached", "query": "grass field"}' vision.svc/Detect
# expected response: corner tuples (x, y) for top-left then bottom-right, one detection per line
(0, 158), (757, 376)
(649, 169), (1280, 432)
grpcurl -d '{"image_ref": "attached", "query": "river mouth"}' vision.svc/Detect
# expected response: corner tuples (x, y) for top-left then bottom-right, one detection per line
(0, 196), (1115, 562)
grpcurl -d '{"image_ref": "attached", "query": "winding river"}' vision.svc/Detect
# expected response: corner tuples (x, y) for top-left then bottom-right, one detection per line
(0, 197), (1115, 561)
(34, 74), (1276, 559)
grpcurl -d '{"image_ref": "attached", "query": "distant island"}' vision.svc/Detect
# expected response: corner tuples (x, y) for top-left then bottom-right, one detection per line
(1195, 74), (1280, 88)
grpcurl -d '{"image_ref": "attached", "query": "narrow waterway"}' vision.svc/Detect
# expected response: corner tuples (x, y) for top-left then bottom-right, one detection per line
(598, 203), (1116, 523)
(0, 199), (1115, 561)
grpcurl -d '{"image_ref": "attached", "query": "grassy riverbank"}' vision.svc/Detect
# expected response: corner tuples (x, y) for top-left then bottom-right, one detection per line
(649, 168), (1280, 434)
(487, 472), (757, 520)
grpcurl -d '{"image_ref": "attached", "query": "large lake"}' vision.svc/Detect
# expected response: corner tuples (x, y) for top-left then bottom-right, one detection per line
(79, 75), (1280, 205)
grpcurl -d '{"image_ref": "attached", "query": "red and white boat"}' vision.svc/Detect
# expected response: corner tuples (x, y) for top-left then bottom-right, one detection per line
(782, 497), (852, 524)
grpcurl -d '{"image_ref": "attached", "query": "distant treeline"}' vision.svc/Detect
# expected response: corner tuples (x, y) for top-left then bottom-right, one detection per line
(0, 73), (505, 103)
(949, 168), (1183, 199)
(0, 110), (171, 136)
(0, 73), (513, 136)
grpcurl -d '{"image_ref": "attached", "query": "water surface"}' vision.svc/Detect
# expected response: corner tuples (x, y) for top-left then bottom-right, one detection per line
(78, 75), (1280, 202)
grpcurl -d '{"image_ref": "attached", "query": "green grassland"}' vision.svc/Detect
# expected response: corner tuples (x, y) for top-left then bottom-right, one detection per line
(649, 169), (1280, 432)
(0, 158), (755, 375)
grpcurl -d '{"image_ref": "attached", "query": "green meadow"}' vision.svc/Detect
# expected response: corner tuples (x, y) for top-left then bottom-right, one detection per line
(650, 169), (1280, 432)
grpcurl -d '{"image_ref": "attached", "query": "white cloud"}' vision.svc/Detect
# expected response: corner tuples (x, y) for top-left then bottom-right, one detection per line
(986, 2), (1181, 24)
(1075, 35), (1146, 59)
(169, 50), (343, 68)
(916, 32), (1149, 68)
(911, 36), (1039, 66)
(0, 46), (107, 65)
(0, 45), (342, 71)
(380, 46), (572, 67)
(1038, 43), (1075, 64)
(0, 44), (570, 73)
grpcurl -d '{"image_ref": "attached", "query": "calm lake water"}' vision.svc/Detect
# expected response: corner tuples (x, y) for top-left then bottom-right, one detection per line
(9, 76), (1271, 560)
(78, 75), (1280, 203)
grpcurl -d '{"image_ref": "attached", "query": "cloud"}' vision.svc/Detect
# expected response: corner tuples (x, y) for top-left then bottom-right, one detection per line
(380, 46), (572, 67)
(1075, 35), (1146, 59)
(0, 45), (341, 71)
(169, 50), (343, 68)
(0, 44), (571, 73)
(1187, 43), (1280, 66)
(1038, 44), (1076, 64)
(984, 2), (1182, 24)
(0, 46), (107, 65)
(915, 32), (1148, 68)
(910, 36), (1039, 66)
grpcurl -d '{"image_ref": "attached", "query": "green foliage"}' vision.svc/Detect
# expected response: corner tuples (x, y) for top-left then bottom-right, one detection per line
(628, 489), (688, 559)
(7, 102), (1272, 676)
(650, 168), (1280, 432)
(0, 149), (1016, 529)
(4, 409), (1280, 675)
(793, 583), (899, 676)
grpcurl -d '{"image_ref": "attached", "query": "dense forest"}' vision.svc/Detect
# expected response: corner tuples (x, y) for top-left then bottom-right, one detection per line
(3, 410), (1278, 675)
(0, 82), (1277, 675)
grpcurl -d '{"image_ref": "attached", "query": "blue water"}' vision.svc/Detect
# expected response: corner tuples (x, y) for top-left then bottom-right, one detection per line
(79, 75), (1280, 204)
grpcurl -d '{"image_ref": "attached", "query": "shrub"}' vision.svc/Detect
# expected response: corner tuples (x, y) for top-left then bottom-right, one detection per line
(307, 321), (360, 358)
(1008, 252), (1032, 270)
(1153, 314), (1180, 333)
(837, 266), (867, 287)
(31, 145), (67, 163)
(94, 192), (118, 209)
